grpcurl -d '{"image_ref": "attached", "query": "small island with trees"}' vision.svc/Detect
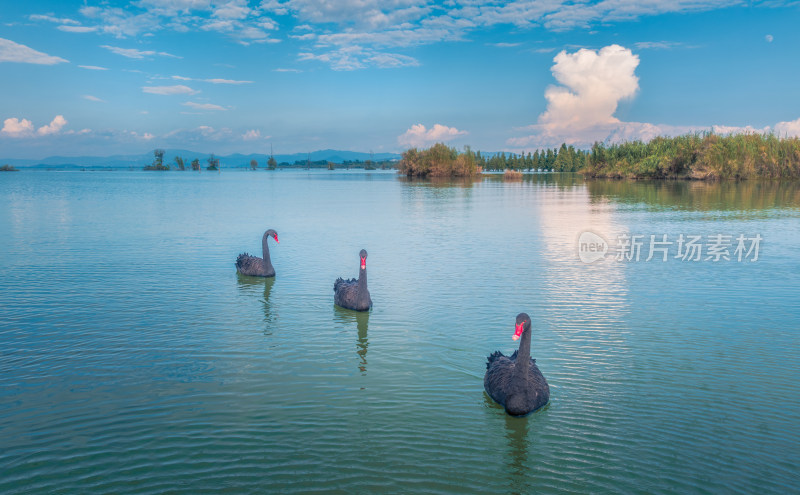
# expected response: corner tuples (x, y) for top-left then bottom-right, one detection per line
(1, 164), (20, 172)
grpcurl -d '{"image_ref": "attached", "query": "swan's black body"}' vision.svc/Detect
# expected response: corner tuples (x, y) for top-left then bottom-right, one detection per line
(236, 229), (278, 277)
(334, 249), (372, 311)
(484, 313), (549, 417)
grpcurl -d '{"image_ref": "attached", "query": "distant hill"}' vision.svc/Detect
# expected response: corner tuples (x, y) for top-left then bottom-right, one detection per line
(1, 149), (401, 169)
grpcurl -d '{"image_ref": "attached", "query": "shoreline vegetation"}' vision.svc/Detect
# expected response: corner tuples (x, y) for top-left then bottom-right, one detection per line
(398, 142), (585, 178)
(398, 133), (800, 180)
(142, 148), (394, 172)
(1, 164), (19, 172)
(585, 133), (800, 180)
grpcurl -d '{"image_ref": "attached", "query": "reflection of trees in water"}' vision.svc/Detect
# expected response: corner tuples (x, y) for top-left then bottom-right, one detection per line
(334, 306), (369, 375)
(236, 274), (277, 334)
(587, 178), (800, 211)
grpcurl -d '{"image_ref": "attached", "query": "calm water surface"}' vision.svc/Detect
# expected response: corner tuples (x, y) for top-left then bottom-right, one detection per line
(1, 170), (799, 493)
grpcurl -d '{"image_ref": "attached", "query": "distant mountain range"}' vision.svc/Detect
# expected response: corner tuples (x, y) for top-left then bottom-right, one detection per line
(0, 149), (402, 169)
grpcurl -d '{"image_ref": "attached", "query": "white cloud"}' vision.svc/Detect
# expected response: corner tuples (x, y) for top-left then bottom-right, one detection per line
(182, 101), (227, 110)
(540, 44), (639, 133)
(143, 85), (199, 95)
(510, 44), (644, 147)
(242, 129), (262, 140)
(299, 45), (419, 71)
(765, 34), (774, 43)
(1, 115), (68, 137)
(397, 123), (467, 148)
(101, 45), (180, 59)
(58, 25), (98, 33)
(164, 125), (234, 142)
(634, 41), (690, 50)
(79, 65), (109, 70)
(0, 38), (68, 64)
(507, 43), (800, 150)
(29, 14), (81, 25)
(206, 78), (253, 84)
(1, 117), (35, 137)
(212, 0), (251, 20)
(83, 95), (104, 102)
(37, 115), (68, 135)
(774, 117), (800, 137)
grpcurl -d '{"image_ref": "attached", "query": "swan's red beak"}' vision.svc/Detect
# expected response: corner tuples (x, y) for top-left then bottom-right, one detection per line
(274, 235), (279, 243)
(360, 257), (366, 270)
(512, 322), (524, 341)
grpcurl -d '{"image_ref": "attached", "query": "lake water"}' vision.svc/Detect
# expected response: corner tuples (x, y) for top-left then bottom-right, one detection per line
(1, 170), (798, 493)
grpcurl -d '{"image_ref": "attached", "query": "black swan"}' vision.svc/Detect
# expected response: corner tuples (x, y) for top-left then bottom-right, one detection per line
(484, 313), (550, 416)
(236, 229), (278, 277)
(333, 249), (372, 311)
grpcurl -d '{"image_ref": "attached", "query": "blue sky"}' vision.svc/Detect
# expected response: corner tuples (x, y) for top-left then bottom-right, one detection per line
(1, 0), (799, 158)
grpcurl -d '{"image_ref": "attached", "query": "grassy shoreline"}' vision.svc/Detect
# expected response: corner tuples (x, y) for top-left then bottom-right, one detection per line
(584, 133), (800, 180)
(399, 133), (800, 180)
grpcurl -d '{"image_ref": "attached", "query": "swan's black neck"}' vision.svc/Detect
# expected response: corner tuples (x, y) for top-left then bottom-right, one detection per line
(261, 234), (274, 271)
(515, 326), (532, 375)
(356, 266), (369, 301)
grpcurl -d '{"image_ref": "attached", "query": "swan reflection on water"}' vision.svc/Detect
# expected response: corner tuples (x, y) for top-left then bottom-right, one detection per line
(236, 274), (277, 332)
(333, 306), (369, 375)
(482, 392), (549, 493)
(504, 412), (534, 495)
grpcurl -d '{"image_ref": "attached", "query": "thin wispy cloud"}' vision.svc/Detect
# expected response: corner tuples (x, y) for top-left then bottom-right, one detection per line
(58, 25), (98, 33)
(0, 38), (68, 64)
(47, 0), (768, 71)
(101, 45), (180, 59)
(79, 65), (109, 71)
(142, 85), (199, 95)
(170, 75), (253, 84)
(82, 95), (104, 102)
(182, 101), (227, 111)
(29, 14), (79, 24)
(207, 78), (253, 84)
(634, 41), (692, 50)
(299, 46), (419, 71)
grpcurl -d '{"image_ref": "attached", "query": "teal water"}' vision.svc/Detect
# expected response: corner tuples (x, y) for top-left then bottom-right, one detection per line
(1, 171), (798, 493)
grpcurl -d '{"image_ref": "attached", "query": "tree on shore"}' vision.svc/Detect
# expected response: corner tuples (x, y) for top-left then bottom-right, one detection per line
(144, 149), (170, 170)
(175, 156), (185, 171)
(398, 143), (479, 177)
(250, 159), (258, 170)
(267, 155), (277, 170)
(191, 158), (200, 171)
(207, 154), (220, 171)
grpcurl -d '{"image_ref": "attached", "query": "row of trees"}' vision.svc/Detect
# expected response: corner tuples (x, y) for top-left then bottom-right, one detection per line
(398, 142), (588, 177)
(144, 149), (219, 171)
(145, 149), (396, 171)
(478, 143), (588, 172)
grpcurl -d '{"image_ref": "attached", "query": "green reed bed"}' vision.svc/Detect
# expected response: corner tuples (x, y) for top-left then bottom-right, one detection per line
(584, 133), (800, 180)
